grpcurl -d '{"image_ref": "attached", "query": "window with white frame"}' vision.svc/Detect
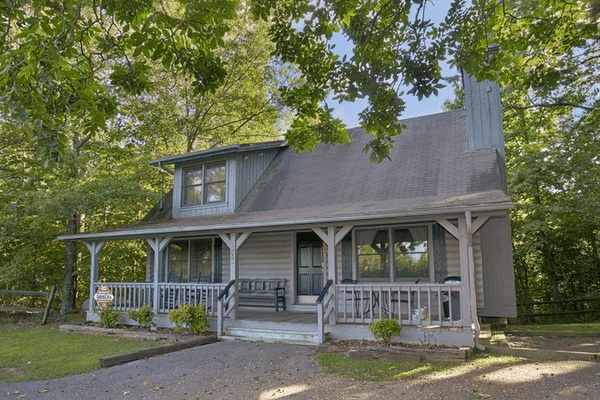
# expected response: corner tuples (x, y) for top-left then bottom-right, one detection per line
(181, 162), (226, 206)
(355, 225), (432, 282)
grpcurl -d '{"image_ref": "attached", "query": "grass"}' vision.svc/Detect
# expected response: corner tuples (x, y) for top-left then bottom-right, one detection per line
(316, 352), (523, 382)
(0, 317), (163, 383)
(316, 353), (456, 381)
(505, 322), (600, 335)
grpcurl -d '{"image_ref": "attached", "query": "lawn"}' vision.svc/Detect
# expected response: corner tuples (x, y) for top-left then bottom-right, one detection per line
(504, 322), (600, 335)
(0, 323), (163, 383)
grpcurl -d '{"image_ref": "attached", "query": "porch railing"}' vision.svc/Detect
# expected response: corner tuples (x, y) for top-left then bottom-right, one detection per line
(93, 282), (227, 317)
(316, 280), (334, 344)
(335, 283), (462, 326)
(217, 280), (237, 337)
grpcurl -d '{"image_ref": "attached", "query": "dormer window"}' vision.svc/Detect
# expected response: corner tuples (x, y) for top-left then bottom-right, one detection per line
(182, 162), (226, 206)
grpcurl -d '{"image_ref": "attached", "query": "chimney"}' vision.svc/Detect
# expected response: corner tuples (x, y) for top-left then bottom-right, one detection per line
(462, 69), (507, 191)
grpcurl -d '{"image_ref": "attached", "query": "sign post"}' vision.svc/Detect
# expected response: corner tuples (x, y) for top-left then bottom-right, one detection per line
(94, 283), (114, 311)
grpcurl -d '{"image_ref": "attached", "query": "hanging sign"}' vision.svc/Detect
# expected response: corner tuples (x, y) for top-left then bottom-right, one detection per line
(94, 283), (114, 311)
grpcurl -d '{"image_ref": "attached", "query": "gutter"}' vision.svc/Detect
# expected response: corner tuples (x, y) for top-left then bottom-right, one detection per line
(57, 201), (514, 241)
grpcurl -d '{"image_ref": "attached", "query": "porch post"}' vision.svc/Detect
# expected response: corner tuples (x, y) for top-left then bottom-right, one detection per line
(85, 241), (105, 312)
(146, 236), (172, 314)
(457, 214), (477, 332)
(313, 225), (352, 325)
(219, 231), (251, 320)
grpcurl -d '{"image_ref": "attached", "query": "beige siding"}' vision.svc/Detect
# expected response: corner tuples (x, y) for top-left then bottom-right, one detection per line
(221, 232), (294, 302)
(444, 231), (484, 309)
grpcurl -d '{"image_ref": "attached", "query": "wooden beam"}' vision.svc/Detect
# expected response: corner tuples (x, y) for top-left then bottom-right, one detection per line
(334, 225), (353, 245)
(435, 218), (459, 239)
(471, 216), (490, 235)
(311, 227), (329, 243)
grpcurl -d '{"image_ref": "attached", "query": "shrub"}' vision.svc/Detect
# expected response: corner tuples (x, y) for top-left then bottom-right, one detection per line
(127, 304), (155, 330)
(99, 306), (120, 328)
(168, 304), (208, 335)
(369, 318), (400, 345)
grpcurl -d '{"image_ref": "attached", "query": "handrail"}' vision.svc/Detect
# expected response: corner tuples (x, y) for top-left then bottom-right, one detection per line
(316, 280), (333, 304)
(217, 279), (236, 300)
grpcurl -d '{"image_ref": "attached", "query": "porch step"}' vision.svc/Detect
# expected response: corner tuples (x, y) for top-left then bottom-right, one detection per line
(222, 326), (322, 346)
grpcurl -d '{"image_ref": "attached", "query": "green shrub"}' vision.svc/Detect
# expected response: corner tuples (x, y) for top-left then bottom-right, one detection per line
(168, 304), (208, 335)
(99, 306), (120, 328)
(369, 318), (400, 345)
(127, 304), (155, 330)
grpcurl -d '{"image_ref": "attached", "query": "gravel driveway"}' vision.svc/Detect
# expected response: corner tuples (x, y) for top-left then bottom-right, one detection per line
(2, 340), (600, 400)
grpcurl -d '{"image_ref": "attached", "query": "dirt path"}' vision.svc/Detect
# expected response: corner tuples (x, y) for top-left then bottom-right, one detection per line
(2, 340), (600, 400)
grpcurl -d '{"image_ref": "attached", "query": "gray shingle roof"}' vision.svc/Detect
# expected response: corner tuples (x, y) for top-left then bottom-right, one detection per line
(59, 110), (512, 240)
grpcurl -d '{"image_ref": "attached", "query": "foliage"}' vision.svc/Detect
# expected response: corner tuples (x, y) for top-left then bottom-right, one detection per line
(368, 318), (401, 345)
(98, 306), (121, 328)
(168, 304), (208, 335)
(0, 325), (160, 383)
(127, 304), (155, 330)
(441, 1), (600, 323)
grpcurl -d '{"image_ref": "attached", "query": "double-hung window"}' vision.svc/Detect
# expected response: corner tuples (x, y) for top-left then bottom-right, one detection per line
(182, 162), (226, 206)
(356, 225), (432, 282)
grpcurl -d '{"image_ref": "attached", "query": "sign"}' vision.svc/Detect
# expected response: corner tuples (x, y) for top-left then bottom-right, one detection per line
(94, 283), (114, 311)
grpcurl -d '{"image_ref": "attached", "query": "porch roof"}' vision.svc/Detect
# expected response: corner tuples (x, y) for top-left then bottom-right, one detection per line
(59, 110), (513, 241)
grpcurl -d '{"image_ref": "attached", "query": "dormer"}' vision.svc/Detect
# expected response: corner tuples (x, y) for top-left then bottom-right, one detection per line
(150, 141), (286, 219)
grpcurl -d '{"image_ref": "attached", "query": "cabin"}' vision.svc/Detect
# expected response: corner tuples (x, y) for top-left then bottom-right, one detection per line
(59, 74), (517, 347)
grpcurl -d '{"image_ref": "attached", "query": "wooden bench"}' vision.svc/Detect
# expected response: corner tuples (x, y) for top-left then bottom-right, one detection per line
(238, 279), (286, 312)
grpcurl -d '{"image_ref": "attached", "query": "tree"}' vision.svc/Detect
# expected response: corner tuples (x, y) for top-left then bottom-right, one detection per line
(0, 3), (289, 311)
(443, 0), (600, 321)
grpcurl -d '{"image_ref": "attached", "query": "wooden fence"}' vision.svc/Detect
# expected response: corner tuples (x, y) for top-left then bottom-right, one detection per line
(0, 287), (57, 325)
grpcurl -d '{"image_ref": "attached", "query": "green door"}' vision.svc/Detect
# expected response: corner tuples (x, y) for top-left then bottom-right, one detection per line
(297, 232), (323, 296)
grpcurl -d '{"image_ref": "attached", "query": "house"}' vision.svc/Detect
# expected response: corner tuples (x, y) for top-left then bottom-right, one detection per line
(59, 74), (517, 347)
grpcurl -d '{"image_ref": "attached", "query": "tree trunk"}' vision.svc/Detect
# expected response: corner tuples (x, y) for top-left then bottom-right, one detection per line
(61, 212), (80, 313)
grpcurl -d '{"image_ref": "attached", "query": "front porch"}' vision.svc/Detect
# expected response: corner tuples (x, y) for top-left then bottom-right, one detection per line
(88, 279), (473, 347)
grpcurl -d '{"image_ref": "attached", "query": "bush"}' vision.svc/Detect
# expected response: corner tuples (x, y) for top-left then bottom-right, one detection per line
(168, 304), (208, 335)
(369, 318), (400, 345)
(127, 304), (155, 330)
(99, 306), (120, 328)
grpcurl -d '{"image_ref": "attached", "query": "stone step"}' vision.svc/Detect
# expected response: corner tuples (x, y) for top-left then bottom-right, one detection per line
(222, 326), (321, 346)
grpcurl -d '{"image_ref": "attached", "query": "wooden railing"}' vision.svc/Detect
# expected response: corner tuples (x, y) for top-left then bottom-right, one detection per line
(217, 280), (237, 337)
(316, 280), (334, 344)
(335, 283), (462, 326)
(93, 282), (227, 317)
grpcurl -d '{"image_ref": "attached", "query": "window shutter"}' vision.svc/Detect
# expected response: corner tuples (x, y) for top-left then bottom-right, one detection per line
(341, 234), (353, 281)
(433, 223), (447, 282)
(214, 238), (222, 283)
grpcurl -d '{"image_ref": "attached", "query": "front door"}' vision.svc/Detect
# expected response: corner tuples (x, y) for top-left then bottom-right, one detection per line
(296, 232), (323, 296)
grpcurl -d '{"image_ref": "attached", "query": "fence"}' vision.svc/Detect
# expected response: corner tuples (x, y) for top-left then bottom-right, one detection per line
(0, 287), (57, 325)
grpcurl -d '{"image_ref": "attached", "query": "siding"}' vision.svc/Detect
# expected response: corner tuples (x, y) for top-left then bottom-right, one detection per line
(221, 232), (294, 303)
(235, 148), (281, 208)
(445, 231), (484, 309)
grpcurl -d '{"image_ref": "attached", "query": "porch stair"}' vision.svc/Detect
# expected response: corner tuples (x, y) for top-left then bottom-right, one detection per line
(221, 319), (322, 346)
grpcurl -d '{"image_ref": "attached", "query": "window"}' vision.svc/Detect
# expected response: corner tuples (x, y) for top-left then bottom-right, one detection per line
(356, 229), (390, 280)
(393, 227), (429, 279)
(182, 162), (226, 206)
(356, 225), (431, 282)
(167, 239), (214, 283)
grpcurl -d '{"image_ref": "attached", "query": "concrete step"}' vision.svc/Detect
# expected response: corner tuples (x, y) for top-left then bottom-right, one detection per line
(222, 326), (322, 346)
